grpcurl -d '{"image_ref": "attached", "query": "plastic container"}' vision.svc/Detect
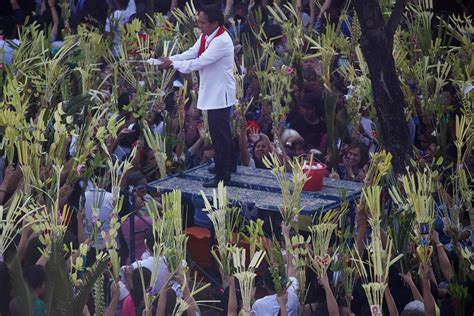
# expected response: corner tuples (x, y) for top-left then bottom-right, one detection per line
(303, 162), (326, 191)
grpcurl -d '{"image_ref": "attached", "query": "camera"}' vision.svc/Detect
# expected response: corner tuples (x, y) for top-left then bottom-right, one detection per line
(420, 223), (430, 235)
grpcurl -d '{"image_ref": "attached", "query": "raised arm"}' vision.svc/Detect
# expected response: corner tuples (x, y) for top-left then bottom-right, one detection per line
(170, 0), (178, 12)
(277, 292), (289, 316)
(227, 275), (238, 316)
(309, 0), (316, 28)
(0, 165), (23, 205)
(156, 285), (169, 316)
(48, 0), (60, 41)
(431, 230), (454, 283)
(10, 0), (20, 10)
(384, 287), (399, 316)
(319, 0), (332, 17)
(17, 223), (33, 261)
(104, 282), (121, 316)
(155, 270), (171, 315)
(281, 223), (296, 279)
(355, 208), (368, 256)
(399, 272), (423, 302)
(420, 266), (436, 316)
(239, 120), (251, 167)
(224, 0), (234, 17)
(319, 273), (340, 316)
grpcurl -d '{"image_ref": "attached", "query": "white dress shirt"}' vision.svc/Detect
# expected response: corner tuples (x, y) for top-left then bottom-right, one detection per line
(251, 277), (300, 316)
(131, 255), (168, 292)
(170, 27), (236, 111)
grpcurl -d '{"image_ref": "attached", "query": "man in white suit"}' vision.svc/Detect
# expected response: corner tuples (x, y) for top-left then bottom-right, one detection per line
(160, 4), (236, 188)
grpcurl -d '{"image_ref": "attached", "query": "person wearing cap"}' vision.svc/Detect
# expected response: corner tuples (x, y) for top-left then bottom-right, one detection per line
(289, 92), (327, 152)
(159, 4), (236, 188)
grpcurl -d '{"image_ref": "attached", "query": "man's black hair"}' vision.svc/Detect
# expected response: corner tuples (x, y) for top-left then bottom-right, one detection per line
(126, 171), (147, 186)
(24, 265), (47, 289)
(300, 92), (324, 117)
(199, 4), (224, 26)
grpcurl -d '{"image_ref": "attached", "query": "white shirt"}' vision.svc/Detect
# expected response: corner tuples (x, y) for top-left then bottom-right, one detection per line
(84, 189), (114, 249)
(0, 39), (20, 67)
(132, 255), (169, 292)
(170, 27), (236, 110)
(152, 121), (164, 135)
(105, 0), (136, 56)
(252, 277), (300, 316)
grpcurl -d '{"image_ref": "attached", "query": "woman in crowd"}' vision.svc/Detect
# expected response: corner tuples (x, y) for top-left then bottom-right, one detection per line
(329, 142), (369, 182)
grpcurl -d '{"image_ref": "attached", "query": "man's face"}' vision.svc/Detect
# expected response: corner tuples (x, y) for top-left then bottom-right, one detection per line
(197, 12), (218, 36)
(301, 106), (317, 122)
(133, 179), (148, 198)
(202, 149), (215, 163)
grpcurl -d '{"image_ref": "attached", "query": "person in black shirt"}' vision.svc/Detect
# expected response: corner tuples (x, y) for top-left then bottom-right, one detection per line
(289, 92), (327, 152)
(0, 0), (36, 35)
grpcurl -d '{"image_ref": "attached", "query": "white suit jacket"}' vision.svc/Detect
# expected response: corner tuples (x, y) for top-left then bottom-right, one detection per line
(170, 27), (236, 111)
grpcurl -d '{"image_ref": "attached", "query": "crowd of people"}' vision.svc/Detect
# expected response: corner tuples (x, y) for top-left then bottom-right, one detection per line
(0, 0), (473, 315)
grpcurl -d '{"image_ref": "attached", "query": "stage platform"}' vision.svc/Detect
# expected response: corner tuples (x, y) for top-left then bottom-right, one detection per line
(149, 163), (363, 217)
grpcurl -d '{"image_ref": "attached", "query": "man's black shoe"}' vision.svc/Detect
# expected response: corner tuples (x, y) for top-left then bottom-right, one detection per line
(208, 165), (237, 174)
(202, 178), (231, 188)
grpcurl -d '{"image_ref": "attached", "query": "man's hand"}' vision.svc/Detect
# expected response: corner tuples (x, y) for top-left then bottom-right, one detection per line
(159, 57), (172, 70)
(329, 168), (340, 180)
(318, 273), (330, 290)
(77, 208), (86, 222)
(431, 230), (441, 245)
(276, 291), (288, 307)
(198, 124), (206, 140)
(109, 281), (120, 301)
(399, 271), (414, 286)
(281, 222), (292, 238)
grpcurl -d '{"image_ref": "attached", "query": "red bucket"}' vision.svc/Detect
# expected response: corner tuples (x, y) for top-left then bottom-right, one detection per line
(303, 162), (326, 191)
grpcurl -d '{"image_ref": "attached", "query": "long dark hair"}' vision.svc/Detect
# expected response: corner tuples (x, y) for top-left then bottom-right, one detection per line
(131, 267), (151, 311)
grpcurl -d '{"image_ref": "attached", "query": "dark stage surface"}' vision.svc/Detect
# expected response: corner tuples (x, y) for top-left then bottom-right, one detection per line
(149, 163), (363, 216)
